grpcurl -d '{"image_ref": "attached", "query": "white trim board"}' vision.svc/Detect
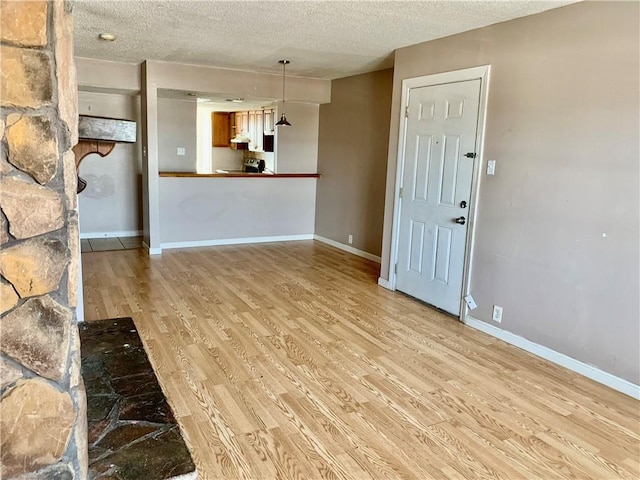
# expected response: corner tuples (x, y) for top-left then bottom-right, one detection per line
(142, 240), (162, 256)
(313, 235), (381, 263)
(161, 234), (314, 250)
(80, 230), (143, 239)
(465, 315), (640, 400)
(377, 277), (390, 288)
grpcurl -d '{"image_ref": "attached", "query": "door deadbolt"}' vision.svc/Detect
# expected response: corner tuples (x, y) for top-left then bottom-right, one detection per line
(460, 200), (467, 208)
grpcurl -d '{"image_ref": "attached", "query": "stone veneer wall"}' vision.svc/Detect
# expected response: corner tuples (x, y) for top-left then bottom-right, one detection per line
(0, 1), (87, 478)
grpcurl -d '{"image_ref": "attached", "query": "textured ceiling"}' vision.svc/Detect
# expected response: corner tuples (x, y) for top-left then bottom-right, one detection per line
(73, 0), (577, 80)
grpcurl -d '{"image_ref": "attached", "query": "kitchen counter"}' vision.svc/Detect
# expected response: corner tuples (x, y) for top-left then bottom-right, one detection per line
(159, 172), (321, 178)
(159, 175), (317, 246)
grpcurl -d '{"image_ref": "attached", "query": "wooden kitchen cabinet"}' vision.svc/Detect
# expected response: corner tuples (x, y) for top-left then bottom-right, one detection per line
(227, 108), (275, 151)
(212, 112), (230, 147)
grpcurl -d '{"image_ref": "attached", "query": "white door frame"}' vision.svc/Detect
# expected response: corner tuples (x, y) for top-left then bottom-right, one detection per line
(388, 65), (491, 321)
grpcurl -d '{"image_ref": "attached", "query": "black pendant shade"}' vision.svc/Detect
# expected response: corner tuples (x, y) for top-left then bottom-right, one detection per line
(277, 59), (291, 127)
(276, 113), (291, 126)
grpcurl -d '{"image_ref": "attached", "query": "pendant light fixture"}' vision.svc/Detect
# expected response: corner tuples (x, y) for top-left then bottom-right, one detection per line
(276, 59), (291, 126)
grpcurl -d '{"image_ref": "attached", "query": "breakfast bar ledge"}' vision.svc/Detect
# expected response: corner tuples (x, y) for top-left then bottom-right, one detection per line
(159, 172), (321, 178)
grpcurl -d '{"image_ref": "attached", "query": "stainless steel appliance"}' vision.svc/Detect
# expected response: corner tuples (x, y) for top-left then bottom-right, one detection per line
(244, 158), (266, 173)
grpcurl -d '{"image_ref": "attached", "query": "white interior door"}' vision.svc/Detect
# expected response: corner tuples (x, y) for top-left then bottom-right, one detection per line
(396, 79), (481, 316)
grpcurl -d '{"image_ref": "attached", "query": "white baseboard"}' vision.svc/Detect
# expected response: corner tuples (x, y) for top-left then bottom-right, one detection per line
(161, 234), (314, 250)
(142, 241), (162, 256)
(313, 235), (381, 263)
(80, 230), (142, 239)
(378, 277), (391, 289)
(465, 315), (640, 400)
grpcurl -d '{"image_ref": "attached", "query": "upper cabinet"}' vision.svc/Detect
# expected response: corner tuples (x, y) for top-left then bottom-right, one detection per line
(224, 108), (275, 152)
(264, 109), (275, 135)
(235, 112), (249, 136)
(212, 112), (230, 147)
(249, 110), (264, 151)
(244, 108), (274, 152)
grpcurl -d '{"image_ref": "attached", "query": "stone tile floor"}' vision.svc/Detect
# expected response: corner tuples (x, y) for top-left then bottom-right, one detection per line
(80, 318), (196, 480)
(81, 236), (143, 253)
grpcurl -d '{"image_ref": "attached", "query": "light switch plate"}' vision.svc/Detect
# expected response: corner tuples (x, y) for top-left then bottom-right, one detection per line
(486, 160), (496, 175)
(177, 147), (186, 156)
(464, 294), (477, 310)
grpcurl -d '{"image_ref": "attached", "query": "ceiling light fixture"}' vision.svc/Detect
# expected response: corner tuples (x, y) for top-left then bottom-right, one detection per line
(98, 33), (116, 41)
(276, 60), (291, 127)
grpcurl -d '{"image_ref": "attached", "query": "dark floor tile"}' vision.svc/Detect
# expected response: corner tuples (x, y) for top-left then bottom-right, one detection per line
(90, 428), (195, 480)
(88, 419), (113, 445)
(111, 372), (162, 397)
(119, 391), (176, 424)
(103, 346), (153, 379)
(95, 424), (162, 453)
(83, 369), (113, 396)
(87, 395), (119, 422)
(81, 317), (195, 479)
(81, 318), (137, 336)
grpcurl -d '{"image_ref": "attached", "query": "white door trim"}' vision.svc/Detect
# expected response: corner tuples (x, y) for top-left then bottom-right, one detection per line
(388, 65), (491, 321)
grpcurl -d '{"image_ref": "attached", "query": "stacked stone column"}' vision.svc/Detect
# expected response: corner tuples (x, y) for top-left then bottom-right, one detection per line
(1, 0), (87, 478)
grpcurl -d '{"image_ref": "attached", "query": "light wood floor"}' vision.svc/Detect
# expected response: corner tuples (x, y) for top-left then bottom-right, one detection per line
(82, 241), (640, 480)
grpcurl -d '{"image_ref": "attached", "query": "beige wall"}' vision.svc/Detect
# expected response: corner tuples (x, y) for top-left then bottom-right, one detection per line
(158, 98), (197, 172)
(75, 58), (326, 250)
(147, 60), (330, 104)
(212, 147), (243, 171)
(75, 57), (140, 93)
(315, 69), (393, 255)
(159, 177), (316, 244)
(381, 1), (640, 383)
(78, 91), (142, 235)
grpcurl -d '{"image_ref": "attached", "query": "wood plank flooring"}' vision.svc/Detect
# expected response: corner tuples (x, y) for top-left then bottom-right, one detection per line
(81, 241), (640, 480)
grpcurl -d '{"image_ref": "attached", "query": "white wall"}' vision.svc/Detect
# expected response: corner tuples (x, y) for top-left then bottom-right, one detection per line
(159, 177), (316, 244)
(77, 91), (142, 236)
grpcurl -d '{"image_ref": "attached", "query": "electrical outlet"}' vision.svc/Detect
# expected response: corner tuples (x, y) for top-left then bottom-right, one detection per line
(177, 147), (186, 156)
(348, 234), (353, 245)
(492, 305), (503, 323)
